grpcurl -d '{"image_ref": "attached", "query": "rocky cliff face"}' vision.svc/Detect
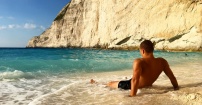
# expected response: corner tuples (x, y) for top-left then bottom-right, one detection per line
(27, 0), (202, 51)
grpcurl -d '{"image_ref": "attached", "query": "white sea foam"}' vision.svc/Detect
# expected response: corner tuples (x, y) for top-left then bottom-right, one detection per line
(27, 71), (164, 105)
(28, 82), (78, 105)
(0, 80), (44, 105)
(0, 71), (72, 105)
(0, 70), (35, 80)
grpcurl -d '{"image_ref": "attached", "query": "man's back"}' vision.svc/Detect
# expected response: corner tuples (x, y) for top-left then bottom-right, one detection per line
(138, 57), (167, 88)
(131, 55), (178, 96)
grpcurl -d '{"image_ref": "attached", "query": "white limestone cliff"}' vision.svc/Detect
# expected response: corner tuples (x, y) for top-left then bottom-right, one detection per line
(27, 0), (202, 51)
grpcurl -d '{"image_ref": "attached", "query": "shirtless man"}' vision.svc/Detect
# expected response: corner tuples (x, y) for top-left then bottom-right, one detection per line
(106, 40), (179, 97)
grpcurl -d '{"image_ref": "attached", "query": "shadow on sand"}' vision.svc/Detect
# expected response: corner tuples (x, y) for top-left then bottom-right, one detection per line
(137, 81), (202, 96)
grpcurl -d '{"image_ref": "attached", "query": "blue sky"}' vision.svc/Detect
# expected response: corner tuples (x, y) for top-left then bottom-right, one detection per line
(0, 0), (70, 47)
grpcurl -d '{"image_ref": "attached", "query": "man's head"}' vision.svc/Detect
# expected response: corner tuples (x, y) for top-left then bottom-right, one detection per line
(139, 40), (154, 57)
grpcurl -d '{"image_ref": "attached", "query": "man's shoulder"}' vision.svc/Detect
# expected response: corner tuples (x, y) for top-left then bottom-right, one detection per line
(156, 57), (166, 61)
(133, 58), (144, 64)
(156, 57), (168, 65)
(134, 58), (143, 62)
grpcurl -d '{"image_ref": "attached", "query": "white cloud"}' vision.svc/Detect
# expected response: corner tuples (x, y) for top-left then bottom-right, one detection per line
(7, 16), (15, 20)
(0, 26), (7, 30)
(24, 23), (36, 29)
(8, 24), (15, 29)
(0, 16), (15, 20)
(8, 24), (21, 29)
(0, 23), (41, 30)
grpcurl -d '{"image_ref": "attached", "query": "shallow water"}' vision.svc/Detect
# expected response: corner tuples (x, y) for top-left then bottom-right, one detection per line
(0, 48), (202, 105)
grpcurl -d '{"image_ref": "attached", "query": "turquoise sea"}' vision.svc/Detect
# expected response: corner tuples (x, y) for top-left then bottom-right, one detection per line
(1, 48), (202, 105)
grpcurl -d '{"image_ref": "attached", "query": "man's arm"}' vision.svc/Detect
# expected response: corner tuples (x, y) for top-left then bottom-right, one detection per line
(163, 59), (179, 90)
(130, 59), (142, 96)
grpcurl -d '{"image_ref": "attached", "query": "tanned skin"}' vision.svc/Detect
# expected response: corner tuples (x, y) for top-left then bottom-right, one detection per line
(106, 48), (179, 97)
(130, 48), (179, 96)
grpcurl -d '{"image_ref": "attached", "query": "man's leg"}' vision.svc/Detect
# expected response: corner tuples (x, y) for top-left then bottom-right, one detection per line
(107, 81), (120, 89)
(90, 79), (119, 89)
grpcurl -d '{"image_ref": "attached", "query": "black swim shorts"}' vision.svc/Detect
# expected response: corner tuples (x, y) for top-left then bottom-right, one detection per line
(118, 79), (131, 90)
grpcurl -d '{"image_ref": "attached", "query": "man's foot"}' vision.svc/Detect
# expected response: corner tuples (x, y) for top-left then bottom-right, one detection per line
(90, 79), (96, 84)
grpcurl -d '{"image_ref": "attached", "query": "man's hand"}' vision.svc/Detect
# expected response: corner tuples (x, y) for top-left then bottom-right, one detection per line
(128, 95), (135, 97)
(174, 86), (179, 90)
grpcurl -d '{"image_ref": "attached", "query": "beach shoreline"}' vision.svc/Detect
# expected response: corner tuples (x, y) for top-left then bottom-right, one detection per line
(1, 66), (202, 105)
(27, 65), (202, 105)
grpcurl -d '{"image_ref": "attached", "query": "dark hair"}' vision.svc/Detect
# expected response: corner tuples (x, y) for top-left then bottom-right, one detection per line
(140, 40), (154, 53)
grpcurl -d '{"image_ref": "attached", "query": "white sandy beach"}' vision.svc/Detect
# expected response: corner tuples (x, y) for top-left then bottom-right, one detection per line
(28, 62), (202, 105)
